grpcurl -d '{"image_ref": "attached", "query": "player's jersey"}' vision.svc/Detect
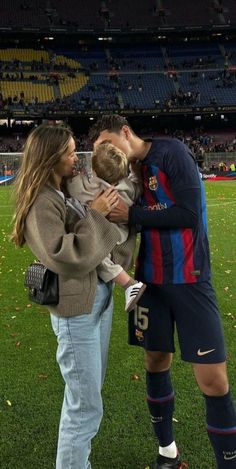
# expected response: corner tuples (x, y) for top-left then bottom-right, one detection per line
(135, 138), (211, 285)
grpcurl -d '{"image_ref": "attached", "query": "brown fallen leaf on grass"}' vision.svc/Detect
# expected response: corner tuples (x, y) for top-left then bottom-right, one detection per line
(131, 374), (140, 381)
(38, 374), (48, 380)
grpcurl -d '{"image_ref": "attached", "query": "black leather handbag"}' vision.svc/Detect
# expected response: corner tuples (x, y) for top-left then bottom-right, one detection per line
(24, 262), (59, 305)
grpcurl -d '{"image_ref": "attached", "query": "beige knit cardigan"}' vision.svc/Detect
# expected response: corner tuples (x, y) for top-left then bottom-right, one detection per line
(24, 185), (120, 317)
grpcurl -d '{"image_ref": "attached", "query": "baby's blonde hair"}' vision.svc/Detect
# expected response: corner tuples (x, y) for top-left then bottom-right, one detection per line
(92, 142), (128, 184)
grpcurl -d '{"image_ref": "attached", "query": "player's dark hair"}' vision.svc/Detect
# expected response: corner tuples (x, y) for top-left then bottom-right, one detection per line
(88, 114), (131, 143)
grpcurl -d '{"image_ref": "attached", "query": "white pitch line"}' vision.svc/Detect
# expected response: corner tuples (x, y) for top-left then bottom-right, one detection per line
(207, 197), (236, 200)
(207, 201), (236, 207)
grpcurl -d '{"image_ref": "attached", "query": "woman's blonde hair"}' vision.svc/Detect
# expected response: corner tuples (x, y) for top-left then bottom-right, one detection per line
(11, 124), (73, 247)
(92, 142), (127, 184)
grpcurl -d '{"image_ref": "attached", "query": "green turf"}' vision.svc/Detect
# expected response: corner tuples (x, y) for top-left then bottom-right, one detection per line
(0, 182), (235, 469)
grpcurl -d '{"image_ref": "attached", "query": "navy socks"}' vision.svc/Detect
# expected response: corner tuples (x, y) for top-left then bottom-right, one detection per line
(146, 371), (236, 466)
(146, 370), (175, 448)
(204, 391), (236, 467)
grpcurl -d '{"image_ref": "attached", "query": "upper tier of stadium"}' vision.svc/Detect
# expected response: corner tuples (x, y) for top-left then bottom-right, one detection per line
(0, 0), (235, 29)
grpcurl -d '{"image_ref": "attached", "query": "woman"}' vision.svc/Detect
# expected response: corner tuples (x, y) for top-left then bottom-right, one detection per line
(11, 124), (121, 469)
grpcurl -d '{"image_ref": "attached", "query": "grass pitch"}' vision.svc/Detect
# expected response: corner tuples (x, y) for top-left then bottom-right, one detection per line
(0, 181), (235, 469)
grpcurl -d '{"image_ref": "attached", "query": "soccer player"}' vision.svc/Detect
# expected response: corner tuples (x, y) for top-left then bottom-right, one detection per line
(89, 114), (236, 469)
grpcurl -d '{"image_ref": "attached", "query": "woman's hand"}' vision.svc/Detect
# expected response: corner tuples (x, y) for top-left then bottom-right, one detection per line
(90, 187), (119, 216)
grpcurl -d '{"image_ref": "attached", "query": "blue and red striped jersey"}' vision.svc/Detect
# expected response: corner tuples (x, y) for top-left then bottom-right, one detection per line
(132, 138), (211, 285)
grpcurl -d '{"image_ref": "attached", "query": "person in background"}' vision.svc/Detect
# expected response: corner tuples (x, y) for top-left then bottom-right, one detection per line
(89, 114), (236, 469)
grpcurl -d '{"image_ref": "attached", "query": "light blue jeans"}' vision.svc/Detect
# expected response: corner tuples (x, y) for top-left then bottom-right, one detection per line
(50, 280), (113, 469)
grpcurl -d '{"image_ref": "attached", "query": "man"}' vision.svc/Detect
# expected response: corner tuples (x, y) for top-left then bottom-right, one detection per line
(89, 114), (236, 469)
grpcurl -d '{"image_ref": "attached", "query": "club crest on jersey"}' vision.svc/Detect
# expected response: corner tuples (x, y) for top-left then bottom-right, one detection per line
(135, 328), (144, 341)
(148, 175), (158, 190)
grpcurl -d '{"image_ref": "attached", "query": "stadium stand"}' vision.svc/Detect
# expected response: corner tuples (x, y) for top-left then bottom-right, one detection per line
(0, 1), (236, 117)
(0, 1), (235, 29)
(59, 74), (89, 99)
(0, 42), (236, 111)
(1, 80), (54, 104)
(0, 49), (49, 62)
(0, 0), (49, 27)
(217, 0), (236, 24)
(161, 0), (217, 26)
(166, 44), (225, 69)
(0, 0), (235, 30)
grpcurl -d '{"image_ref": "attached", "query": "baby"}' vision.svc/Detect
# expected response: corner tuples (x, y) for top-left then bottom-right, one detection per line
(67, 142), (146, 312)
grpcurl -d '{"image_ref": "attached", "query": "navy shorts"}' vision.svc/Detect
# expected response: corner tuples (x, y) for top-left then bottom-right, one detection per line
(128, 281), (226, 363)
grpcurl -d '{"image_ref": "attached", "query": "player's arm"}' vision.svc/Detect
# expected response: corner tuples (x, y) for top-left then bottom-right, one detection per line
(110, 187), (200, 229)
(109, 140), (202, 229)
(129, 188), (200, 229)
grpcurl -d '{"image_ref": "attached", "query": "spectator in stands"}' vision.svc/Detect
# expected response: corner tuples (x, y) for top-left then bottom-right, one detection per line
(219, 161), (226, 171)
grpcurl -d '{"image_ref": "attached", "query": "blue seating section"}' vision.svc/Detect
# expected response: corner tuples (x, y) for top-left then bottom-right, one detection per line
(57, 48), (108, 71)
(70, 75), (118, 109)
(120, 74), (175, 108)
(108, 46), (166, 70)
(53, 43), (236, 109)
(56, 46), (165, 72)
(178, 72), (236, 106)
(0, 42), (231, 111)
(167, 45), (225, 68)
